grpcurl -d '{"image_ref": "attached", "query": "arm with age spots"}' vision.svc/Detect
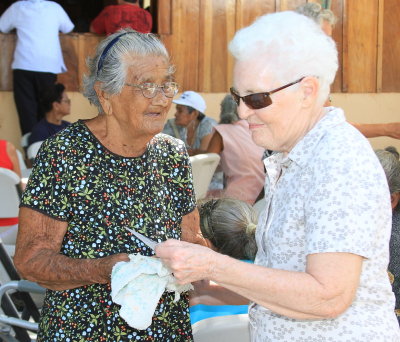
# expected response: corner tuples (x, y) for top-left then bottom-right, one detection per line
(14, 208), (129, 291)
(156, 239), (363, 320)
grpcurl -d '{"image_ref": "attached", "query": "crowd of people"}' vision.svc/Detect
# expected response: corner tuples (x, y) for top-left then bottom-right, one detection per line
(0, 1), (399, 341)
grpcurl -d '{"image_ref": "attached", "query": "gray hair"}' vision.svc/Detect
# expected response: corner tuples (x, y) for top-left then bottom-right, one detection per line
(375, 146), (400, 194)
(199, 198), (258, 260)
(295, 3), (337, 26)
(228, 11), (338, 106)
(219, 94), (239, 124)
(82, 28), (173, 113)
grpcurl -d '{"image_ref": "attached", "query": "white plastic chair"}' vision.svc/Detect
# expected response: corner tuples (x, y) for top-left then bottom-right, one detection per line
(0, 167), (20, 254)
(20, 132), (31, 151)
(192, 314), (250, 342)
(189, 153), (220, 200)
(27, 140), (43, 162)
(16, 149), (27, 171)
(0, 168), (20, 219)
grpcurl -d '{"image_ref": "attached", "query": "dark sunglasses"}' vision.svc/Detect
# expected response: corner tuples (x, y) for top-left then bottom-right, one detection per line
(230, 77), (305, 110)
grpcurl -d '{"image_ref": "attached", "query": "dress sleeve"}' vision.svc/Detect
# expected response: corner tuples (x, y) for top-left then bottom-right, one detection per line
(163, 137), (196, 216)
(54, 3), (74, 33)
(20, 138), (71, 221)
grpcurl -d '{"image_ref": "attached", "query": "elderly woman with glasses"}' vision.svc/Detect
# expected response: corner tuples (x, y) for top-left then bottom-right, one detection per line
(15, 28), (206, 341)
(156, 12), (400, 341)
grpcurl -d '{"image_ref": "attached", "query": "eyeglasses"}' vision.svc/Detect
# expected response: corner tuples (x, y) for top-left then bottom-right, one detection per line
(125, 81), (179, 99)
(230, 77), (305, 110)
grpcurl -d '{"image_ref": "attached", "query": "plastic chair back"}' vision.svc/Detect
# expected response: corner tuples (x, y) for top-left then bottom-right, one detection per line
(189, 153), (220, 200)
(27, 141), (43, 161)
(16, 149), (27, 171)
(0, 168), (20, 218)
(20, 133), (31, 150)
(192, 314), (250, 342)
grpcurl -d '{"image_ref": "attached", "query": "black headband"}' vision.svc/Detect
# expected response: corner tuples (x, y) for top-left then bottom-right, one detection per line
(96, 32), (132, 76)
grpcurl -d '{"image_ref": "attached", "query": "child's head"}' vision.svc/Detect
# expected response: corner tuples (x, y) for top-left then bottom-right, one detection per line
(199, 198), (258, 260)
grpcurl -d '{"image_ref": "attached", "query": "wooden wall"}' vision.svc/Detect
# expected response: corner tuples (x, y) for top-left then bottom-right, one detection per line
(0, 0), (399, 93)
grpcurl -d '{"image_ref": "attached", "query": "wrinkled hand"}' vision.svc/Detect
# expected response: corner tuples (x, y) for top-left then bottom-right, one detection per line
(155, 239), (217, 285)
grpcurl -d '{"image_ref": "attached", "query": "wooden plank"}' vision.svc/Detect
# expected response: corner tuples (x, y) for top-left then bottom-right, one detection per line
(382, 0), (400, 92)
(278, 0), (305, 11)
(0, 33), (14, 91)
(330, 0), (344, 93)
(344, 0), (378, 92)
(157, 0), (172, 35)
(376, 0), (384, 92)
(198, 0), (213, 92)
(236, 0), (276, 29)
(198, 0), (236, 92)
(161, 0), (200, 92)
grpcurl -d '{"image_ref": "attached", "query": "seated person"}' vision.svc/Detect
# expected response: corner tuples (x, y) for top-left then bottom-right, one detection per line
(190, 197), (257, 324)
(375, 146), (400, 324)
(90, 0), (152, 35)
(163, 91), (217, 155)
(207, 95), (265, 204)
(28, 83), (71, 146)
(0, 138), (23, 244)
(199, 197), (257, 260)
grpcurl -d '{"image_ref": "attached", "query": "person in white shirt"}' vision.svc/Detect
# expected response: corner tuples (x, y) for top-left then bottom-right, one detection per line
(0, 0), (74, 134)
(156, 11), (400, 341)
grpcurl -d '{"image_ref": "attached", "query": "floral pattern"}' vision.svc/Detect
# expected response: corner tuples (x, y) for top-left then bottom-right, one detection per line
(21, 120), (196, 341)
(251, 108), (400, 341)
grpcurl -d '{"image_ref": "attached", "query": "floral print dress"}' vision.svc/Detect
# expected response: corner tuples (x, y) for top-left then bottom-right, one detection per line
(21, 120), (196, 341)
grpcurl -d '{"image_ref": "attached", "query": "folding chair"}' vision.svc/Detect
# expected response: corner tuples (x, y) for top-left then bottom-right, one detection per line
(0, 240), (44, 342)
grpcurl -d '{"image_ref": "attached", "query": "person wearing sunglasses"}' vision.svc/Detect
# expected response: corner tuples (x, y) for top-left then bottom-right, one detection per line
(15, 28), (207, 341)
(163, 90), (217, 156)
(28, 83), (71, 147)
(156, 11), (400, 341)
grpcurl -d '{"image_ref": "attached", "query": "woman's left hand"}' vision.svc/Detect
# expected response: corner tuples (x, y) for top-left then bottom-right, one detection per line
(155, 239), (216, 284)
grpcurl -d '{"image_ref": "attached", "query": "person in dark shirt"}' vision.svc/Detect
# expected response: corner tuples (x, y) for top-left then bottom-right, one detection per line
(89, 0), (152, 35)
(28, 83), (71, 146)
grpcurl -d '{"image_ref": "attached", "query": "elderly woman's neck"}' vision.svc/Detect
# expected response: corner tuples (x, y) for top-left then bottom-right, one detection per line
(87, 115), (152, 157)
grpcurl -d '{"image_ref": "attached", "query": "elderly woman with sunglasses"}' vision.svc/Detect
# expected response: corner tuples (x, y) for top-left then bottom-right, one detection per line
(14, 28), (206, 341)
(156, 12), (400, 341)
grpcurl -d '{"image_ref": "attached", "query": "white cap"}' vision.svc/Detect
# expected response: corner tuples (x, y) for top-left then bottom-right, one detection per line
(173, 91), (206, 113)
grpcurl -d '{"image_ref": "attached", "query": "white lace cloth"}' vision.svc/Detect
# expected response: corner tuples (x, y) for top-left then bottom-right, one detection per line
(111, 254), (193, 330)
